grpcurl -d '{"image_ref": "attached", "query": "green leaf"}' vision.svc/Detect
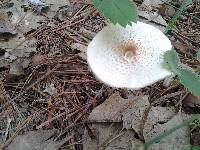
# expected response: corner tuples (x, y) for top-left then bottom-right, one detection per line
(177, 67), (200, 97)
(92, 0), (138, 27)
(164, 49), (180, 73)
(197, 51), (200, 61)
(164, 50), (200, 97)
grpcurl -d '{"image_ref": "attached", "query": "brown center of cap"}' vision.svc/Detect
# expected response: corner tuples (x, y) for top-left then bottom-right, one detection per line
(118, 41), (141, 62)
(121, 42), (138, 55)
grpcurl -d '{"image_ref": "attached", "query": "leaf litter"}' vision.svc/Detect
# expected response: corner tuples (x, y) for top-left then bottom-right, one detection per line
(86, 92), (190, 149)
(144, 112), (191, 150)
(5, 129), (68, 150)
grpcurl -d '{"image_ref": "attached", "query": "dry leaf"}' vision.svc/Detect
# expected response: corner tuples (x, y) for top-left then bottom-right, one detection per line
(83, 123), (142, 150)
(183, 93), (200, 108)
(6, 130), (65, 150)
(138, 11), (167, 26)
(0, 33), (36, 74)
(122, 95), (149, 133)
(141, 0), (171, 8)
(144, 111), (190, 150)
(159, 5), (176, 17)
(88, 92), (149, 123)
(9, 58), (31, 75)
(0, 21), (17, 40)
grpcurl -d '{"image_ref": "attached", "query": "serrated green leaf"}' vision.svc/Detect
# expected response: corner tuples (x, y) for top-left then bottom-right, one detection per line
(164, 49), (180, 73)
(164, 50), (200, 97)
(92, 0), (138, 27)
(197, 51), (200, 61)
(178, 67), (200, 97)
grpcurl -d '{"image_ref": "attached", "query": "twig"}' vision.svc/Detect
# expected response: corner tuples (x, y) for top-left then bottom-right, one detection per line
(37, 108), (81, 129)
(7, 64), (61, 104)
(99, 129), (125, 150)
(1, 115), (33, 149)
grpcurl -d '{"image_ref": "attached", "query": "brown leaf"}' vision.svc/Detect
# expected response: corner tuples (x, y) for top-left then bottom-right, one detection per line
(83, 123), (142, 150)
(88, 92), (149, 123)
(183, 93), (200, 108)
(5, 130), (66, 150)
(144, 112), (190, 150)
(159, 5), (176, 17)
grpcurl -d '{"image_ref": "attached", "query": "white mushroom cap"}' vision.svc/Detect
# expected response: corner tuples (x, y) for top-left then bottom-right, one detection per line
(87, 22), (172, 89)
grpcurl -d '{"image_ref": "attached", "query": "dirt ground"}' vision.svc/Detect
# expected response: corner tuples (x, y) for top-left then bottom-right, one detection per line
(0, 0), (200, 150)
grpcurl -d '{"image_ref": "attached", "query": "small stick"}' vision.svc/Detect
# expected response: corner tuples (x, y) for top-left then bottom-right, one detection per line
(36, 108), (81, 129)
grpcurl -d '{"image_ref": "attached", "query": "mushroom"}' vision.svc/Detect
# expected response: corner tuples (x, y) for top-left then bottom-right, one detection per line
(87, 22), (172, 89)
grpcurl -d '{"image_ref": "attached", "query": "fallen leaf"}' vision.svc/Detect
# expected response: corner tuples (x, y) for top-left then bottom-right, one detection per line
(17, 13), (47, 33)
(83, 123), (142, 150)
(159, 5), (176, 17)
(0, 21), (17, 39)
(0, 33), (36, 74)
(5, 130), (66, 150)
(138, 11), (167, 26)
(144, 107), (176, 130)
(4, 0), (69, 34)
(9, 58), (31, 75)
(9, 61), (24, 75)
(45, 0), (70, 19)
(3, 0), (47, 33)
(1, 34), (35, 52)
(122, 95), (150, 134)
(88, 92), (149, 123)
(0, 10), (17, 40)
(141, 0), (171, 8)
(45, 0), (70, 12)
(138, 0), (170, 32)
(183, 93), (200, 108)
(144, 112), (190, 150)
(27, 0), (49, 14)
